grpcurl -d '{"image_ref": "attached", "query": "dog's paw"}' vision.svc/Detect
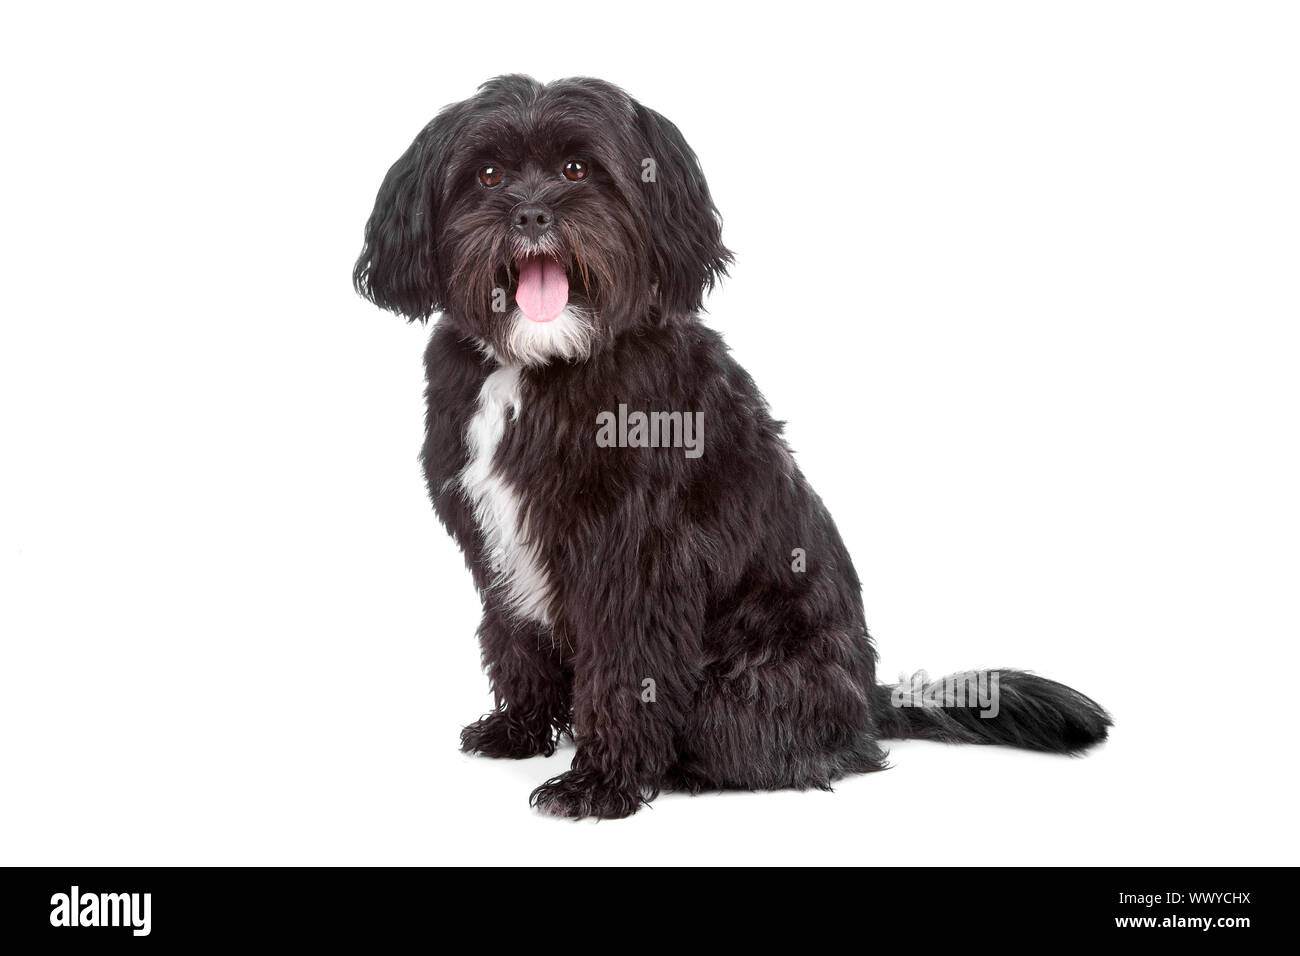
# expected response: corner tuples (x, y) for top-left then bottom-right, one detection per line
(529, 770), (645, 820)
(460, 713), (557, 759)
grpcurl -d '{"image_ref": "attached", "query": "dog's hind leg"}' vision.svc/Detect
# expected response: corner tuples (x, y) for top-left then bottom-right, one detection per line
(671, 646), (889, 792)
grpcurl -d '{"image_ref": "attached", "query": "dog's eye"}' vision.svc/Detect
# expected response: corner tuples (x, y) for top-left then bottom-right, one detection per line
(562, 160), (588, 182)
(478, 165), (502, 187)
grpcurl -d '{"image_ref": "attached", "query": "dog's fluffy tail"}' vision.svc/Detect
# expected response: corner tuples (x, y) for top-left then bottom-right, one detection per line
(873, 669), (1111, 755)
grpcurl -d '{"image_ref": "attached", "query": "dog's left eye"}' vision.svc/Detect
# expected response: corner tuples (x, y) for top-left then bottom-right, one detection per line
(562, 160), (588, 182)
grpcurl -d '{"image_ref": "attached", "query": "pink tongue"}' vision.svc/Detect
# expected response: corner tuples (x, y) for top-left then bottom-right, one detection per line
(515, 256), (569, 322)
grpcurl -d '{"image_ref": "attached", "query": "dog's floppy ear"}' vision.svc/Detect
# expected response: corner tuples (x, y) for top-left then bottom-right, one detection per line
(633, 103), (733, 320)
(354, 111), (458, 321)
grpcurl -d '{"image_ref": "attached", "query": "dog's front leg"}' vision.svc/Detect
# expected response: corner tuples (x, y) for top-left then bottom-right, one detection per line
(530, 564), (703, 819)
(460, 602), (573, 759)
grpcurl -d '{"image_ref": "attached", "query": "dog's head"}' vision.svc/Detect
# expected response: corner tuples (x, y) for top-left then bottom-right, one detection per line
(354, 75), (731, 365)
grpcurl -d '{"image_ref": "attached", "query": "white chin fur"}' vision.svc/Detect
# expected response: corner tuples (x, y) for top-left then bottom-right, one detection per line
(504, 307), (593, 367)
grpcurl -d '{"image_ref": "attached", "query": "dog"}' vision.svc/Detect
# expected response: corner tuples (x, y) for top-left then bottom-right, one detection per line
(354, 75), (1111, 819)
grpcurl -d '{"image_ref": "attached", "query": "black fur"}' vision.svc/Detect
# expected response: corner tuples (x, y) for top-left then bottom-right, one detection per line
(355, 75), (1111, 819)
(873, 671), (1112, 754)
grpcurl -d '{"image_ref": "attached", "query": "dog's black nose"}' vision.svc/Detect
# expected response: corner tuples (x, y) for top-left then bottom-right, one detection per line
(513, 205), (553, 243)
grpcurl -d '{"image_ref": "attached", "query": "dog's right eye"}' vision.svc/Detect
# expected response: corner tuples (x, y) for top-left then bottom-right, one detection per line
(478, 165), (502, 187)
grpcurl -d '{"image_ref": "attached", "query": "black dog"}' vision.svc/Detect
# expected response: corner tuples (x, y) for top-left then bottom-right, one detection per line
(354, 76), (1110, 819)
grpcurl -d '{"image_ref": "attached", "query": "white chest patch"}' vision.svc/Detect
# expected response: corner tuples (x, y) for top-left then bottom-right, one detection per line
(458, 364), (554, 626)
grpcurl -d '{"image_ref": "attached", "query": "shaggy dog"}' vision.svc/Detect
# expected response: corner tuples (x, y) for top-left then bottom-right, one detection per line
(354, 75), (1111, 819)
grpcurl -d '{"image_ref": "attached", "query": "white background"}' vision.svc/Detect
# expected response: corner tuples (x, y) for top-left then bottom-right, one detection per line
(2, 1), (1297, 866)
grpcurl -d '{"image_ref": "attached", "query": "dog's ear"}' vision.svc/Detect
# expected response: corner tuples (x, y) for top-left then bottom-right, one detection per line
(354, 111), (458, 321)
(633, 103), (733, 320)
